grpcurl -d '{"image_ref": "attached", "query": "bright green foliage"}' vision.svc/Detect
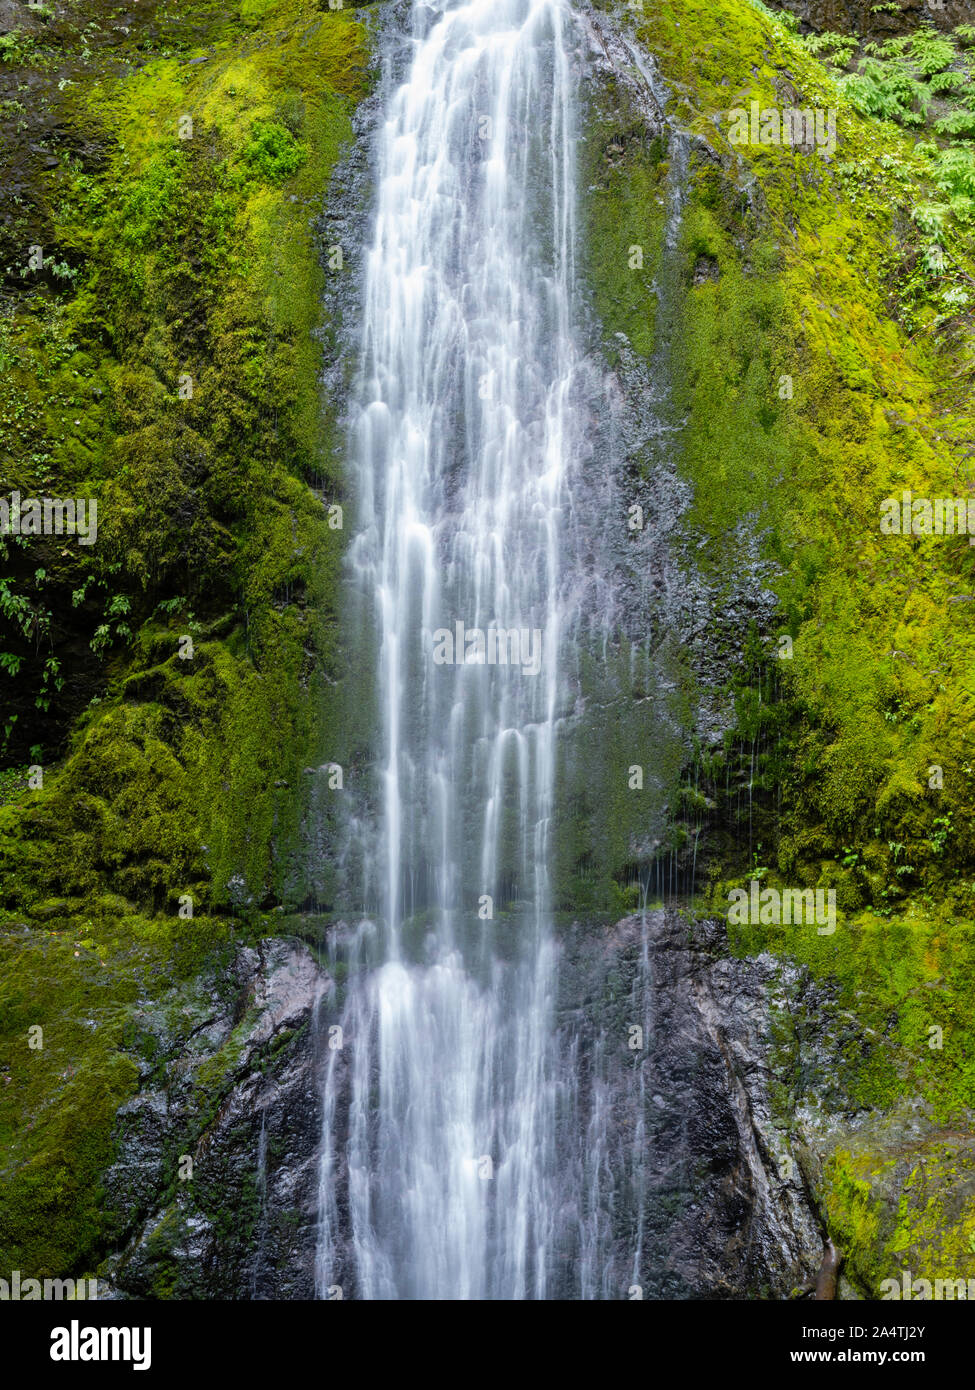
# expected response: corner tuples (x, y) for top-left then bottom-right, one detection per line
(813, 26), (975, 162)
(240, 118), (309, 181)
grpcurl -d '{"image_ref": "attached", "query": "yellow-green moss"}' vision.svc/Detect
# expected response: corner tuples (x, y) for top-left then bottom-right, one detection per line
(585, 0), (975, 1292)
(0, 0), (372, 1277)
(826, 1139), (975, 1294)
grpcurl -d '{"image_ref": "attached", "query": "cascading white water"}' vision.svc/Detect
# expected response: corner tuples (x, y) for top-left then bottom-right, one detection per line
(316, 0), (593, 1300)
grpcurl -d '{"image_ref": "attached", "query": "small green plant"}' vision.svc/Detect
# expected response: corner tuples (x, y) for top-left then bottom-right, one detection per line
(929, 70), (968, 96)
(914, 203), (948, 238)
(240, 119), (308, 182)
(908, 27), (956, 76)
(928, 815), (954, 855)
(922, 242), (948, 274)
(775, 7), (801, 34)
(934, 109), (975, 140)
(35, 656), (62, 713)
(805, 31), (859, 66)
(841, 59), (930, 126)
(89, 595), (133, 654)
(0, 31), (34, 64)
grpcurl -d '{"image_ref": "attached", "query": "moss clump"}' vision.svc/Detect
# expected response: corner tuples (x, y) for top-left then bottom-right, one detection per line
(582, 118), (668, 362)
(0, 906), (242, 1275)
(240, 118), (309, 181)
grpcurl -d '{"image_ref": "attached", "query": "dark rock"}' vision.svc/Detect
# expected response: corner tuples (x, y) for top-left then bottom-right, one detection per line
(101, 939), (334, 1299)
(100, 913), (828, 1299)
(556, 909), (823, 1296)
(693, 253), (720, 285)
(770, 0), (975, 39)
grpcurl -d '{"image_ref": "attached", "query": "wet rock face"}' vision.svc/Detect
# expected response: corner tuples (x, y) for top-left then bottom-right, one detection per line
(99, 916), (825, 1299)
(558, 910), (824, 1298)
(101, 940), (331, 1300)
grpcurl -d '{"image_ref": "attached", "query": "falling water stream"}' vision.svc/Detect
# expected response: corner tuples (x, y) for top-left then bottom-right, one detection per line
(316, 0), (632, 1299)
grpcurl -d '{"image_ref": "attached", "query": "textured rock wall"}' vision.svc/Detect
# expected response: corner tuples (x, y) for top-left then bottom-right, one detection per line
(773, 0), (975, 38)
(101, 939), (330, 1299)
(100, 915), (829, 1299)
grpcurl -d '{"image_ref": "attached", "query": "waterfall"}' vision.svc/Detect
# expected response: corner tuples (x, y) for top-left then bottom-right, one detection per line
(317, 0), (598, 1300)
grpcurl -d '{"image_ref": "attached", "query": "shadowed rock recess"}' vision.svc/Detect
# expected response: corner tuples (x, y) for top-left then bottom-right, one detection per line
(1, 0), (974, 1299)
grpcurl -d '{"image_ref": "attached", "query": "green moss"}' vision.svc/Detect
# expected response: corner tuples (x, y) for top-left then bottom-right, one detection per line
(583, 121), (668, 361)
(1, 0), (371, 901)
(0, 0), (372, 1278)
(825, 1138), (975, 1294)
(240, 117), (308, 180)
(0, 912), (188, 1275)
(629, 0), (975, 893)
(826, 1149), (885, 1273)
(581, 0), (975, 1292)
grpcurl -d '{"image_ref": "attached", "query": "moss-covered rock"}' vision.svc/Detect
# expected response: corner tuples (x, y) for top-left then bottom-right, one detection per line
(582, 0), (975, 1293)
(0, 0), (372, 1278)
